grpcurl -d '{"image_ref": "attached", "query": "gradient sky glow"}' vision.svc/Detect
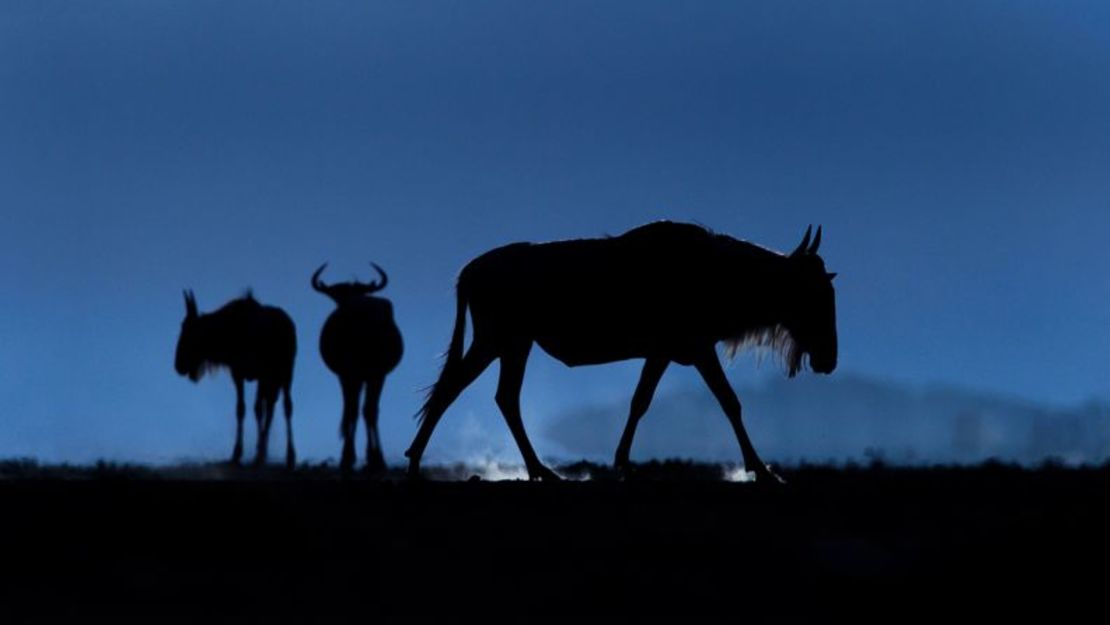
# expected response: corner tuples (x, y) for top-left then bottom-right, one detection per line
(2, 2), (1109, 464)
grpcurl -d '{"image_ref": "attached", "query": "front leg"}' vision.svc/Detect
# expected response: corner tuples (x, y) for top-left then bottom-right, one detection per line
(693, 350), (784, 484)
(339, 377), (362, 473)
(253, 387), (269, 466)
(362, 376), (387, 474)
(231, 376), (245, 465)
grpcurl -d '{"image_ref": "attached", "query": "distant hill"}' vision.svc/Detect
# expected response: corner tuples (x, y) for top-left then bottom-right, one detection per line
(544, 374), (1110, 465)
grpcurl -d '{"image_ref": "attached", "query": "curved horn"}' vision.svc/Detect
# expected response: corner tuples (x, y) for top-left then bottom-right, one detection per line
(791, 225), (813, 258)
(366, 262), (389, 293)
(183, 289), (197, 318)
(311, 263), (329, 293)
(809, 225), (822, 255)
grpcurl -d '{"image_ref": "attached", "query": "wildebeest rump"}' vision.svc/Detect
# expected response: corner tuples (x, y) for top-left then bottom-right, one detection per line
(406, 221), (838, 482)
(174, 291), (297, 468)
(312, 263), (403, 473)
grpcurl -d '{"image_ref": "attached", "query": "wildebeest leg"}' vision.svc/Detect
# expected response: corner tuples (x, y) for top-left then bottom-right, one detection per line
(406, 345), (497, 476)
(263, 386), (280, 469)
(253, 386), (269, 466)
(339, 377), (362, 473)
(362, 376), (386, 474)
(694, 352), (784, 484)
(282, 384), (295, 470)
(496, 343), (560, 481)
(231, 375), (245, 465)
(615, 358), (669, 475)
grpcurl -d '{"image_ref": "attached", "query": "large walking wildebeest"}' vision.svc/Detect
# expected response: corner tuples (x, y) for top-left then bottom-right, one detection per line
(174, 290), (298, 468)
(313, 263), (404, 473)
(406, 221), (838, 482)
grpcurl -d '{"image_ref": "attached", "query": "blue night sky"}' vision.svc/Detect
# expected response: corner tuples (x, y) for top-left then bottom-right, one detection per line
(2, 2), (1109, 465)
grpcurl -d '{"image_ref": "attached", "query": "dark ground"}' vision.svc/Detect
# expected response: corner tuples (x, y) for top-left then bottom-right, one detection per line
(0, 460), (1106, 622)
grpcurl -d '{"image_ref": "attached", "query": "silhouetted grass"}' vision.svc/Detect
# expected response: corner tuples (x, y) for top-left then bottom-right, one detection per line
(0, 456), (1102, 481)
(0, 456), (1106, 619)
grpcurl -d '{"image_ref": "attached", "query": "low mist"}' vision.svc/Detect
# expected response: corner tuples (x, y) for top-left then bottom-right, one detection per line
(544, 374), (1110, 466)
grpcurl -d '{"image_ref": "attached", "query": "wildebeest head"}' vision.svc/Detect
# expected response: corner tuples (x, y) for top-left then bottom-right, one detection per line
(781, 225), (838, 375)
(311, 263), (389, 305)
(175, 290), (206, 382)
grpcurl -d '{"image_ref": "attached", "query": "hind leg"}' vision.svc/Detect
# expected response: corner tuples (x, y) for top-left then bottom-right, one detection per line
(339, 377), (362, 473)
(282, 385), (295, 469)
(362, 376), (386, 474)
(496, 343), (559, 482)
(406, 343), (496, 477)
(262, 386), (281, 469)
(231, 376), (246, 465)
(253, 385), (270, 466)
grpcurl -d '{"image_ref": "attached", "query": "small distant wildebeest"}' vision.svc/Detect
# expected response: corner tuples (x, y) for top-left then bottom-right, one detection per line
(312, 263), (404, 473)
(174, 290), (298, 468)
(406, 221), (838, 482)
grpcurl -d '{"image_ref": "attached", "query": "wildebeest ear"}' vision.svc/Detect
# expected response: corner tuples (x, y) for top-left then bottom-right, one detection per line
(791, 225), (813, 258)
(183, 290), (197, 318)
(827, 272), (838, 281)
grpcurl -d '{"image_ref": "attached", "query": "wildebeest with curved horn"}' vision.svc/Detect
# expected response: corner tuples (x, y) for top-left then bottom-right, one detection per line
(174, 290), (298, 468)
(313, 263), (404, 473)
(406, 221), (837, 482)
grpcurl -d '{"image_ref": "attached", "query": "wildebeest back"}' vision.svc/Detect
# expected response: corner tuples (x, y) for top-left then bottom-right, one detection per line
(217, 299), (297, 382)
(461, 222), (777, 366)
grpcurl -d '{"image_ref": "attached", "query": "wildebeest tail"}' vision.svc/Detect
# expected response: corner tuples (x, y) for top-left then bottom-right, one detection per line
(416, 280), (468, 424)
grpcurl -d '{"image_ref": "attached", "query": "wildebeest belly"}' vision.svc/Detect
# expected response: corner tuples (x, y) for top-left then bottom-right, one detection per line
(534, 332), (649, 366)
(529, 300), (691, 366)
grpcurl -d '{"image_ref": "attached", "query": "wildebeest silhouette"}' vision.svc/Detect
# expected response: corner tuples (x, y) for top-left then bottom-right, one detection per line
(312, 263), (404, 473)
(406, 221), (838, 482)
(174, 291), (297, 468)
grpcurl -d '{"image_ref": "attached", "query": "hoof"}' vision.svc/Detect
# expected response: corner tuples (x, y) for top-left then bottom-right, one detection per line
(364, 457), (387, 476)
(614, 461), (635, 480)
(529, 466), (563, 482)
(362, 466), (387, 479)
(753, 466), (787, 486)
(340, 447), (356, 473)
(405, 452), (424, 479)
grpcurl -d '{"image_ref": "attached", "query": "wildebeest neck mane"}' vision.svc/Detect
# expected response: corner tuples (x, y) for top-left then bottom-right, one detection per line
(723, 324), (804, 377)
(707, 230), (805, 376)
(193, 360), (225, 381)
(187, 294), (265, 379)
